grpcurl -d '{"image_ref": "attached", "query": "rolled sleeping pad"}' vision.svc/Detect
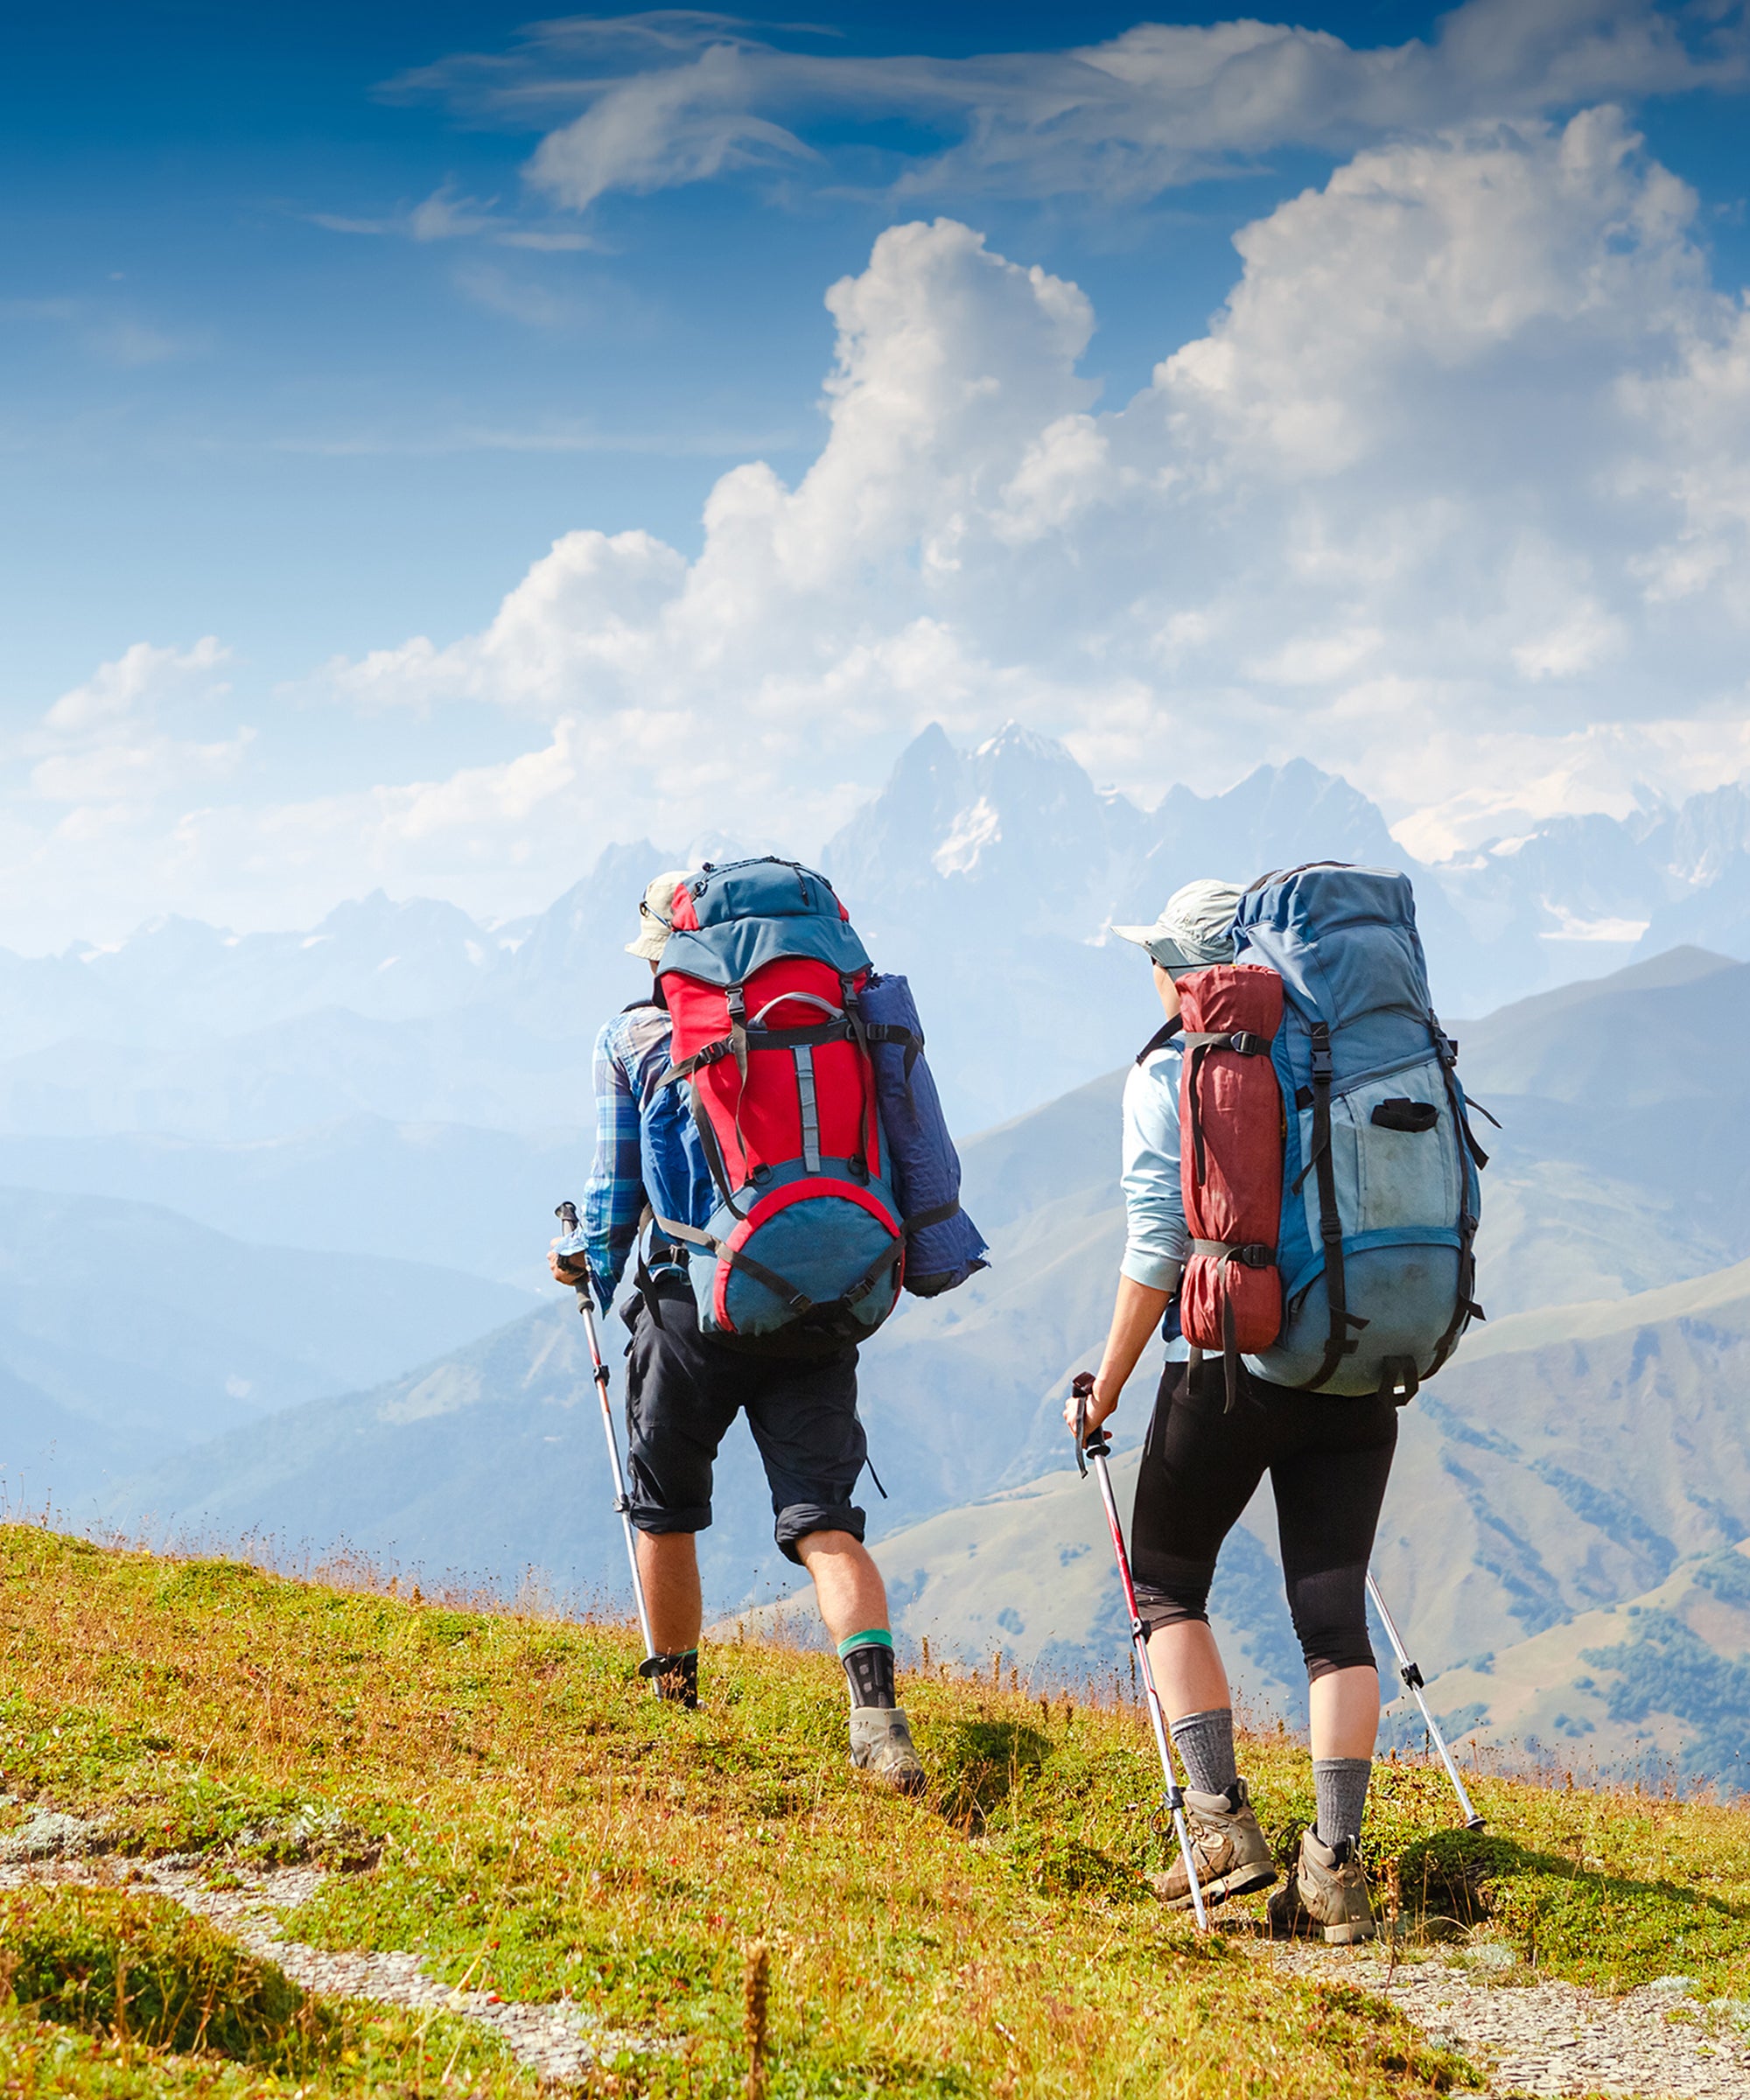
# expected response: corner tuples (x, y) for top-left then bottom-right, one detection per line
(858, 972), (989, 1298)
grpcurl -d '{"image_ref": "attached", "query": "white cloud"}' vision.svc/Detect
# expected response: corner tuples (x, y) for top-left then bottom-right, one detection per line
(12, 94), (1750, 942)
(45, 638), (229, 734)
(23, 638), (247, 840)
(397, 0), (1746, 217)
(310, 180), (598, 252)
(304, 112), (1750, 850)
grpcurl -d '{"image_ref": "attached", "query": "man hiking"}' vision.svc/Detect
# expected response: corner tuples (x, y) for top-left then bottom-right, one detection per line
(553, 862), (984, 1792)
(1068, 878), (1399, 1942)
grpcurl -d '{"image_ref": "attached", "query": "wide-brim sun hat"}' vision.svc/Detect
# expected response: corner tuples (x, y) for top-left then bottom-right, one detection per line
(626, 870), (696, 960)
(1112, 877), (1243, 974)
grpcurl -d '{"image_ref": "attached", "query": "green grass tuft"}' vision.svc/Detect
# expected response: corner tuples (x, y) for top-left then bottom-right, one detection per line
(0, 1886), (329, 2067)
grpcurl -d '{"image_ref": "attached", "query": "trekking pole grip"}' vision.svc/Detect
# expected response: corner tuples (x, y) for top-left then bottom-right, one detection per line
(1070, 1371), (1110, 1473)
(554, 1200), (594, 1309)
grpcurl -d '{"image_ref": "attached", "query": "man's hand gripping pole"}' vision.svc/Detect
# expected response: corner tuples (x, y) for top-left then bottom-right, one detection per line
(1073, 1374), (1208, 1931)
(554, 1202), (657, 1669)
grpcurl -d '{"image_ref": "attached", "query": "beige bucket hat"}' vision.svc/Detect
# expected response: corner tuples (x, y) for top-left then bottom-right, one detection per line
(626, 870), (695, 961)
(1112, 877), (1243, 975)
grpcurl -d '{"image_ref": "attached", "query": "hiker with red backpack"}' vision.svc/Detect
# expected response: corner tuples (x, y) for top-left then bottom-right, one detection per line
(1068, 868), (1487, 1940)
(550, 859), (986, 1789)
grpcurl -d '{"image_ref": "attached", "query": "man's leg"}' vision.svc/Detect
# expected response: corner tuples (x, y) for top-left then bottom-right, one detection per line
(637, 1531), (704, 1654)
(793, 1528), (887, 1644)
(745, 1351), (924, 1790)
(620, 1287), (739, 1707)
(794, 1528), (902, 1714)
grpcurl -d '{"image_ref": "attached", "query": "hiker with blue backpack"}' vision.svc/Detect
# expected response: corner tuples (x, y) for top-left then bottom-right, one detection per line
(550, 860), (986, 1789)
(1068, 866), (1487, 1940)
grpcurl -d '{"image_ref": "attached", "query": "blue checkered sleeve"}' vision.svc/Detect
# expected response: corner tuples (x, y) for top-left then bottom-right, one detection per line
(583, 1017), (648, 1300)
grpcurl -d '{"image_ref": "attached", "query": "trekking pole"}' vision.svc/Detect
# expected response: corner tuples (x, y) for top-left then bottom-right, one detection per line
(1365, 1571), (1485, 1830)
(1072, 1376), (1208, 1930)
(555, 1202), (656, 1668)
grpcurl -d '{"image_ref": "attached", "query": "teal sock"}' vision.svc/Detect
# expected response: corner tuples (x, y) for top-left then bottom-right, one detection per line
(837, 1629), (896, 1710)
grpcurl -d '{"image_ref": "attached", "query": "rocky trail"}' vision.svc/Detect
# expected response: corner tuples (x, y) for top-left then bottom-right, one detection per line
(1251, 1932), (1750, 2098)
(9, 1803), (1750, 2095)
(0, 1810), (663, 2085)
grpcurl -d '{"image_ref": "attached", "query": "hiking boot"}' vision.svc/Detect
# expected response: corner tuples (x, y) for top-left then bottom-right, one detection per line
(1150, 1779), (1278, 1910)
(1266, 1828), (1377, 1943)
(849, 1707), (926, 1794)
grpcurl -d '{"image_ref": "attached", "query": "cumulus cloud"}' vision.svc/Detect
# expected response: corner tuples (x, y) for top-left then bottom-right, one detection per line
(396, 0), (1746, 215)
(12, 92), (1750, 940)
(20, 637), (248, 836)
(309, 110), (1750, 857)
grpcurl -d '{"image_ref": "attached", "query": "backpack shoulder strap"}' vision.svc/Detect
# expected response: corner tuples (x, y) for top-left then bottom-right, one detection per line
(1135, 1017), (1183, 1065)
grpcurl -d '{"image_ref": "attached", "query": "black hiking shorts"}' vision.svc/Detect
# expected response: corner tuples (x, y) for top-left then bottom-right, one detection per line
(1130, 1356), (1398, 1681)
(622, 1280), (868, 1563)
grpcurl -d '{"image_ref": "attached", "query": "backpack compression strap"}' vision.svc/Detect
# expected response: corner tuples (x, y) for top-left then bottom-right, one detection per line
(1423, 1017), (1492, 1379)
(1180, 1027), (1273, 1183)
(1189, 1237), (1275, 1412)
(1291, 1020), (1369, 1391)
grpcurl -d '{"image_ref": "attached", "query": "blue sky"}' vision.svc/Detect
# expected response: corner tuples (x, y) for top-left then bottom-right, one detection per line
(4, 2), (1750, 945)
(3, 2), (1446, 691)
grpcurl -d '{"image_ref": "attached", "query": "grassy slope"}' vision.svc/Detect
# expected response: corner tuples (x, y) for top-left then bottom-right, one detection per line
(4, 1532), (1750, 2097)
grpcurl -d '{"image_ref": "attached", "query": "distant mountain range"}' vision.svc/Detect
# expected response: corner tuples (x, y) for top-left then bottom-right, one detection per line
(94, 948), (1750, 1791)
(4, 725), (1749, 1151)
(10, 721), (1750, 1789)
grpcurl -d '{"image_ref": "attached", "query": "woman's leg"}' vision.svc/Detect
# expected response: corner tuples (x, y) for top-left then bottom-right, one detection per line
(1270, 1391), (1399, 1847)
(1130, 1360), (1273, 1794)
(1308, 1664), (1381, 1761)
(1146, 1618), (1232, 1721)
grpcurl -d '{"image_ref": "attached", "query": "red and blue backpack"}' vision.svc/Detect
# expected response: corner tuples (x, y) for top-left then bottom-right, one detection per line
(651, 858), (984, 1351)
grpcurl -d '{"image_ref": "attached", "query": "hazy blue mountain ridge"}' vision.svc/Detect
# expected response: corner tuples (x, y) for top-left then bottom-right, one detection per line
(100, 952), (1750, 1664)
(6, 726), (1750, 1150)
(0, 1119), (586, 1291)
(0, 1186), (536, 1508)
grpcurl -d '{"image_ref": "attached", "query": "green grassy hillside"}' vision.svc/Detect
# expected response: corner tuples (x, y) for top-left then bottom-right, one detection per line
(4, 1527), (1750, 2096)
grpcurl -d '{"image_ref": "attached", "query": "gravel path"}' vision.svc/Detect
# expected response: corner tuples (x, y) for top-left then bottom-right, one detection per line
(1250, 1934), (1750, 2098)
(11, 1810), (1750, 2094)
(0, 1811), (662, 2085)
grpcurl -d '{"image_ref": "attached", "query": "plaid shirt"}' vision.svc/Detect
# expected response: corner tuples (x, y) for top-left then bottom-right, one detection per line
(583, 998), (715, 1303)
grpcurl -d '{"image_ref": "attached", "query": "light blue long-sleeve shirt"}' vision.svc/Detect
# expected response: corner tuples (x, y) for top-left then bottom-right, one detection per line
(1120, 1022), (1190, 1360)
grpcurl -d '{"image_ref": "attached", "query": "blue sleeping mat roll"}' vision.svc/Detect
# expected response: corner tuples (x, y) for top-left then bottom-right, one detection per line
(858, 972), (989, 1298)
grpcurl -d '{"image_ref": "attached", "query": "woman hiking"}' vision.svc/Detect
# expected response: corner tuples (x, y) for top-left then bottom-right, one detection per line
(1067, 878), (1391, 1942)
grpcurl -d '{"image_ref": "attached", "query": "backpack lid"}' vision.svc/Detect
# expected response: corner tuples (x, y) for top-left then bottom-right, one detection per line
(1234, 863), (1432, 1042)
(657, 858), (871, 988)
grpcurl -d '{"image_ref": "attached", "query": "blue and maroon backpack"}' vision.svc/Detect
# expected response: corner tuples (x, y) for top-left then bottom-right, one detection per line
(1178, 863), (1493, 1404)
(651, 858), (986, 1350)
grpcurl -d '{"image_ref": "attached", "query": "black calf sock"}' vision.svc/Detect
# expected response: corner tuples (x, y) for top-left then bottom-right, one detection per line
(838, 1631), (896, 1709)
(639, 1648), (698, 1708)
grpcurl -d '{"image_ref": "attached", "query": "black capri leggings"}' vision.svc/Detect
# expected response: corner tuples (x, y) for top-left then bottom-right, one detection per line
(1130, 1357), (1397, 1681)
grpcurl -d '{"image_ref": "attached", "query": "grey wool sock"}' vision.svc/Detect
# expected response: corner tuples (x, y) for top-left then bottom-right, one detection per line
(1170, 1707), (1239, 1799)
(1313, 1757), (1372, 1849)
